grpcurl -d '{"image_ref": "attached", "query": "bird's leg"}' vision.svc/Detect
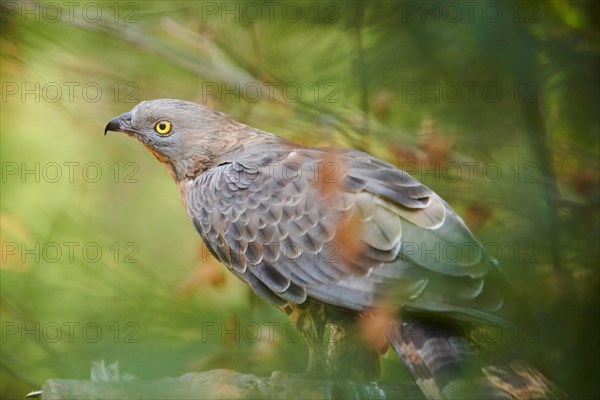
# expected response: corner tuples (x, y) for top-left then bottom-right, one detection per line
(303, 319), (384, 380)
(326, 322), (381, 380)
(283, 301), (382, 379)
(283, 301), (329, 377)
(304, 330), (328, 376)
(297, 308), (329, 377)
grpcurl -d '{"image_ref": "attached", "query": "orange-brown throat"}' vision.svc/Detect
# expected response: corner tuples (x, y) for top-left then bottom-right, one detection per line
(142, 142), (170, 164)
(141, 142), (179, 182)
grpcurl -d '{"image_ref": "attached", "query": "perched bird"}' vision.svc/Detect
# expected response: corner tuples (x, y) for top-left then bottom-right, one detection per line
(105, 99), (562, 399)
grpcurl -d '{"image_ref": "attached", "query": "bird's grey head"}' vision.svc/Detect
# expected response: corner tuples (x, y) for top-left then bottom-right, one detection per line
(105, 99), (241, 179)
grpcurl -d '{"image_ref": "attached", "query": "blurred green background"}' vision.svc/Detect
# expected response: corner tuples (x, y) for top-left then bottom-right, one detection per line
(1, 0), (598, 398)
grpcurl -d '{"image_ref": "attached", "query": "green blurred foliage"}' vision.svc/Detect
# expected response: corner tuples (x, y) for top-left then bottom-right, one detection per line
(1, 0), (598, 399)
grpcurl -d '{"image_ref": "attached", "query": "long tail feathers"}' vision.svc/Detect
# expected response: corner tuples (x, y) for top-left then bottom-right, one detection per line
(482, 361), (567, 400)
(386, 320), (566, 400)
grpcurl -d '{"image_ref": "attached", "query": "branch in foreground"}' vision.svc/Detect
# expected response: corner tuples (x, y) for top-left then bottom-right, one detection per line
(38, 369), (425, 400)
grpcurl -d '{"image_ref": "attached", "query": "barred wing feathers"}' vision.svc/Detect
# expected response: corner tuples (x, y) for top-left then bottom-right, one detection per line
(186, 144), (506, 324)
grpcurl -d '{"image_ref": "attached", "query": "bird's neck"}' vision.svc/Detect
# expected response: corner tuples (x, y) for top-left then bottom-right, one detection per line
(165, 127), (287, 182)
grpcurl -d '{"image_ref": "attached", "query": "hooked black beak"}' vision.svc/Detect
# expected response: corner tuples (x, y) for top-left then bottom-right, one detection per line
(104, 112), (133, 135)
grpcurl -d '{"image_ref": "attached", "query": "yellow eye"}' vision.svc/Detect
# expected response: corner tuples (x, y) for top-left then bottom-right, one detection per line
(154, 120), (172, 135)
